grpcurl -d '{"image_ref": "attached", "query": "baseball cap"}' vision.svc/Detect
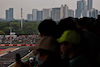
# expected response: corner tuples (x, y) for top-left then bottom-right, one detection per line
(57, 30), (81, 44)
(36, 36), (58, 52)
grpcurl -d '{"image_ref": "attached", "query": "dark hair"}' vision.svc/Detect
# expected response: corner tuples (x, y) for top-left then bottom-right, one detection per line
(57, 18), (78, 38)
(38, 19), (57, 38)
(94, 19), (100, 34)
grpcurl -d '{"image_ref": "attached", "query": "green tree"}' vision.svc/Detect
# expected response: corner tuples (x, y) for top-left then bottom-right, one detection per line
(0, 22), (9, 30)
(3, 27), (10, 34)
(16, 29), (24, 35)
(0, 30), (5, 35)
(0, 21), (40, 35)
(10, 22), (20, 31)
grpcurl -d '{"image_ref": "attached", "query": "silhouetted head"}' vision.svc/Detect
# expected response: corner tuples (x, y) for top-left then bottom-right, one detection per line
(38, 19), (57, 38)
(88, 18), (96, 32)
(57, 18), (78, 38)
(79, 17), (89, 28)
(57, 30), (84, 59)
(79, 17), (96, 32)
(36, 36), (60, 64)
(94, 19), (100, 35)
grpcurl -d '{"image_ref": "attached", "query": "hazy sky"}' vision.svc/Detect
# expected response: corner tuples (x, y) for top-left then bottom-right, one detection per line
(0, 0), (100, 19)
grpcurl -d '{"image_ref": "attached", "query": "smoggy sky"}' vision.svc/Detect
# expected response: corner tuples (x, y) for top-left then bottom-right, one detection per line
(0, 0), (99, 19)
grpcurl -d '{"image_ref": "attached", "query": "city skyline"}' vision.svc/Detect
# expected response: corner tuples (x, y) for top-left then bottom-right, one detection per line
(0, 0), (100, 19)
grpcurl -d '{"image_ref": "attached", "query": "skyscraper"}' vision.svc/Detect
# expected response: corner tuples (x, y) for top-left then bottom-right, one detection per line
(60, 5), (64, 19)
(27, 14), (33, 21)
(60, 4), (68, 19)
(82, 10), (87, 17)
(92, 9), (98, 19)
(6, 8), (14, 21)
(37, 11), (43, 21)
(87, 8), (98, 19)
(6, 10), (9, 20)
(32, 9), (38, 21)
(52, 8), (60, 21)
(68, 9), (74, 17)
(43, 9), (51, 20)
(75, 0), (86, 18)
(98, 11), (100, 15)
(9, 8), (14, 20)
(87, 0), (92, 10)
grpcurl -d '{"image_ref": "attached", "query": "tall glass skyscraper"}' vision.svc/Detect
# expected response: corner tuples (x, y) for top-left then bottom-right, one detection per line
(87, 0), (92, 10)
(6, 10), (9, 20)
(76, 0), (86, 18)
(6, 8), (14, 21)
(52, 8), (60, 21)
(9, 8), (13, 20)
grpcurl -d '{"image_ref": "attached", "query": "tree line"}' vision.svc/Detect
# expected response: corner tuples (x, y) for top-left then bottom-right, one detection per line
(0, 21), (40, 35)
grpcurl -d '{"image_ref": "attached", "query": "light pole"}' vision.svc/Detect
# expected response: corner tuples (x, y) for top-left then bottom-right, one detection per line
(21, 8), (23, 29)
(9, 27), (13, 44)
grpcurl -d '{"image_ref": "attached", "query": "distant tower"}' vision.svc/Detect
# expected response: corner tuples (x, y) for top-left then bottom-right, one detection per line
(6, 8), (14, 21)
(87, 0), (92, 10)
(21, 8), (23, 29)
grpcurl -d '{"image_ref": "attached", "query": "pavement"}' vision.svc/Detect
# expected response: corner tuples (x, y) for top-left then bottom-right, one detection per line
(0, 46), (31, 67)
(0, 48), (17, 57)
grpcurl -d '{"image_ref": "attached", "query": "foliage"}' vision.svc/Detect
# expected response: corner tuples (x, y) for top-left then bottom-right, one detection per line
(0, 30), (5, 35)
(3, 27), (10, 35)
(0, 21), (40, 35)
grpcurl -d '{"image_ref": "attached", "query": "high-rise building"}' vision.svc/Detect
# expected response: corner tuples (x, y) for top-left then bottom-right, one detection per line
(87, 9), (98, 19)
(92, 9), (98, 19)
(52, 8), (60, 21)
(6, 8), (14, 21)
(87, 10), (90, 17)
(98, 11), (100, 19)
(9, 8), (14, 20)
(81, 0), (86, 10)
(32, 9), (38, 21)
(60, 4), (68, 19)
(63, 5), (68, 18)
(82, 10), (87, 17)
(37, 11), (43, 21)
(68, 9), (74, 17)
(75, 0), (86, 18)
(6, 10), (9, 20)
(60, 5), (64, 19)
(98, 11), (100, 15)
(76, 1), (82, 18)
(87, 0), (92, 10)
(89, 10), (93, 17)
(43, 9), (52, 20)
(27, 14), (33, 21)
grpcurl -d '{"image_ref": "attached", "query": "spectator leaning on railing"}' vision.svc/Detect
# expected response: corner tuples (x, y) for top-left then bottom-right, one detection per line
(14, 53), (26, 67)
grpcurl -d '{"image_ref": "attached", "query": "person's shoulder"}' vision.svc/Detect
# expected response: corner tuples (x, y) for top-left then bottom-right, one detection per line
(70, 56), (90, 67)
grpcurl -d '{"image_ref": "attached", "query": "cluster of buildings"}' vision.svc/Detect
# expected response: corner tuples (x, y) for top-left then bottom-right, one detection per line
(75, 0), (98, 19)
(27, 5), (74, 21)
(5, 0), (99, 21)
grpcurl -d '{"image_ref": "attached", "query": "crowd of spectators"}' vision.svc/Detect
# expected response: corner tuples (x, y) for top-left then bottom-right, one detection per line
(0, 35), (40, 44)
(14, 17), (100, 67)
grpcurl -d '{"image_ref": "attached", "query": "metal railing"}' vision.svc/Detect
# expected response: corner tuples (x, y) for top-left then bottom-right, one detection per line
(8, 50), (34, 67)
